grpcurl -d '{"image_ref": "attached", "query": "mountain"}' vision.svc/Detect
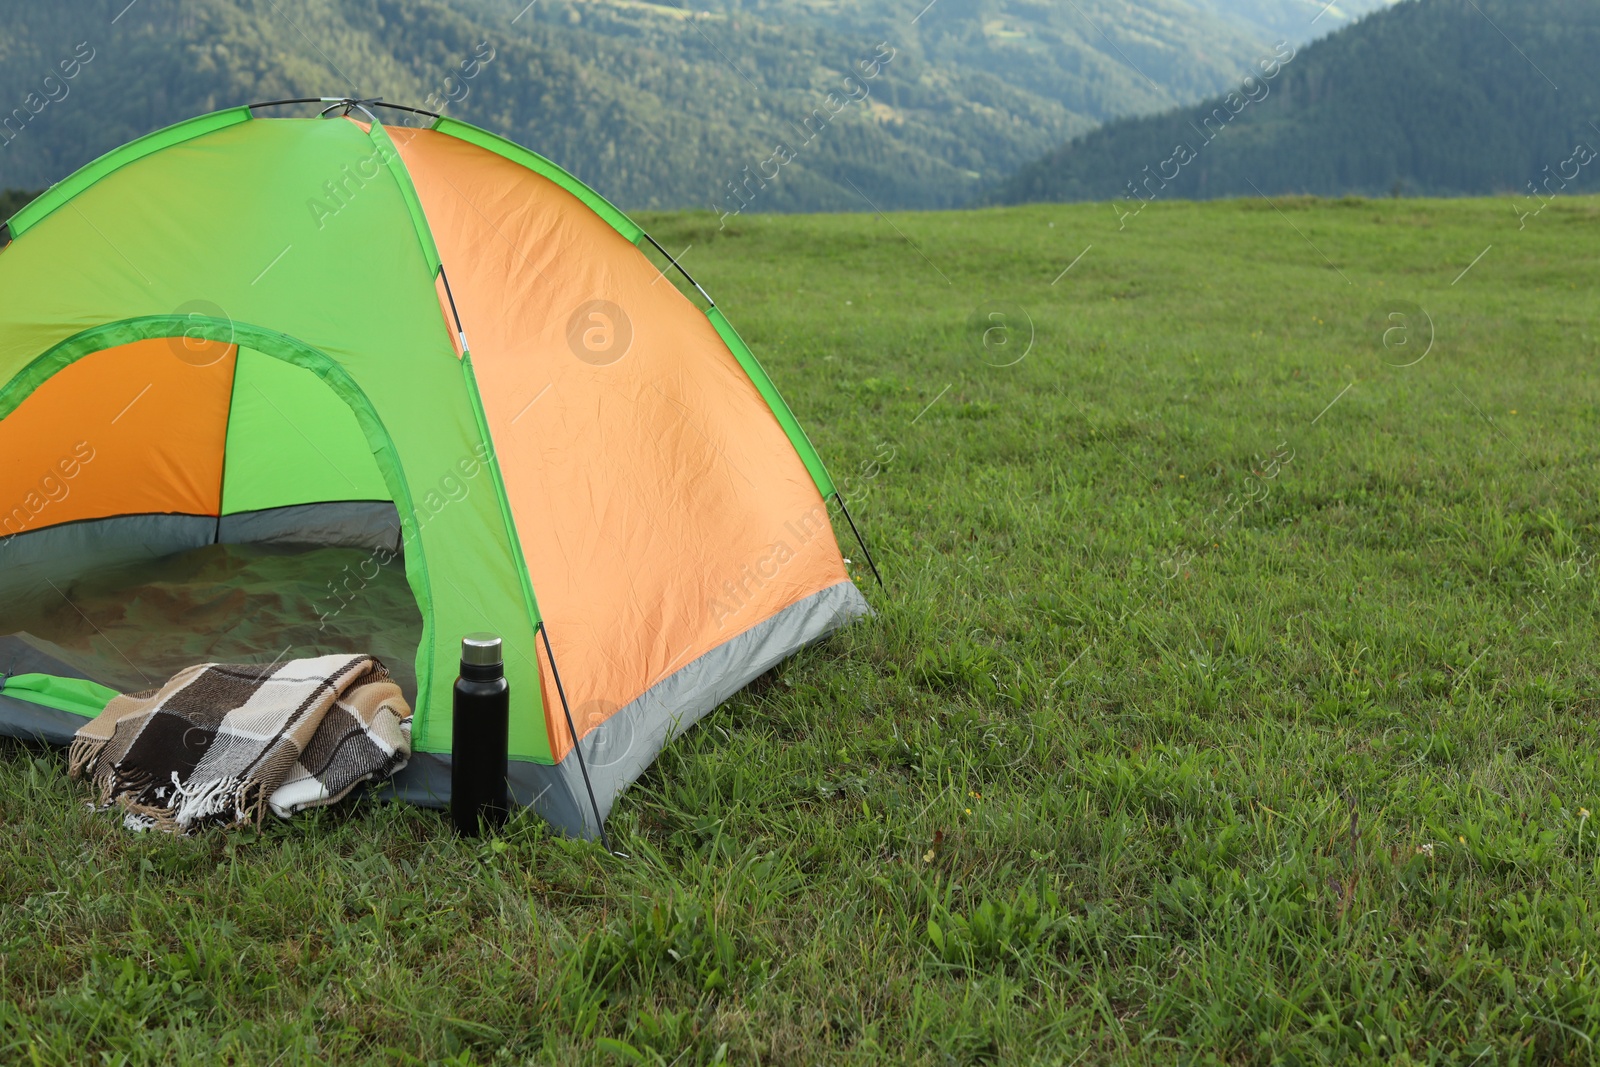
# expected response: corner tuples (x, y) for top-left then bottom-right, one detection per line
(0, 188), (34, 219)
(2, 0), (1384, 214)
(1194, 0), (1398, 43)
(991, 0), (1600, 205)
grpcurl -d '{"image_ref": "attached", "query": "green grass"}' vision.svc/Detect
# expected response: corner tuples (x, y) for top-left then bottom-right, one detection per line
(7, 193), (1600, 1064)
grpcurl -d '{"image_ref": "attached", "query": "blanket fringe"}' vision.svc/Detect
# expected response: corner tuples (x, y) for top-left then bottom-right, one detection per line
(170, 772), (246, 828)
(72, 735), (269, 831)
(66, 736), (103, 781)
(108, 773), (267, 833)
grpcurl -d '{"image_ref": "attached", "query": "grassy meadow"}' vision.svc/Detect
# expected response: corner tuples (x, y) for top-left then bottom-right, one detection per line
(6, 192), (1600, 1064)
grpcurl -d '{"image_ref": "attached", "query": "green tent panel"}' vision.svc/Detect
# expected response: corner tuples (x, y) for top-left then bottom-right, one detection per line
(223, 348), (390, 514)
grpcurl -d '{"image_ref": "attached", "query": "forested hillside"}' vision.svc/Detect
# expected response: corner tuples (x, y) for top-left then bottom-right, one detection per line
(993, 0), (1600, 204)
(0, 189), (34, 220)
(1, 0), (1361, 212)
(1195, 0), (1395, 43)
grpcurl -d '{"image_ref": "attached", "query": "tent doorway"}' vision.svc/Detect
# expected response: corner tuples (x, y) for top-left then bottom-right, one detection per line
(0, 331), (424, 729)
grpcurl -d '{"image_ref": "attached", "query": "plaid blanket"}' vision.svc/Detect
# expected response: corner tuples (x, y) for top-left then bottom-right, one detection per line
(68, 654), (411, 833)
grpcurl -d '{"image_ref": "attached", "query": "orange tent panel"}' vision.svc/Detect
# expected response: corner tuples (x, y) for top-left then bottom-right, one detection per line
(0, 338), (236, 536)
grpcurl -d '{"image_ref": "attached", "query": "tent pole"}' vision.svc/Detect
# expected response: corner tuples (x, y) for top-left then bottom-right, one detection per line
(245, 98), (445, 121)
(537, 621), (616, 854)
(640, 232), (716, 307)
(439, 266), (469, 352)
(834, 492), (882, 587)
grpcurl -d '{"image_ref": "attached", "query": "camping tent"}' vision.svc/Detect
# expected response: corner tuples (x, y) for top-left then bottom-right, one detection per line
(0, 100), (872, 838)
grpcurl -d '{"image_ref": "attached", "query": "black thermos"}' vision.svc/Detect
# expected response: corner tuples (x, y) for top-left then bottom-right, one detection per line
(451, 632), (509, 836)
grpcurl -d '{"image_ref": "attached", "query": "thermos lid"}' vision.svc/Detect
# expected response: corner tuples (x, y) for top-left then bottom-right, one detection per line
(460, 633), (503, 667)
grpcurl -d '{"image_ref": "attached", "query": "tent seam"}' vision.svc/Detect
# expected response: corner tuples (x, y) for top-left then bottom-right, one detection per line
(365, 120), (443, 277)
